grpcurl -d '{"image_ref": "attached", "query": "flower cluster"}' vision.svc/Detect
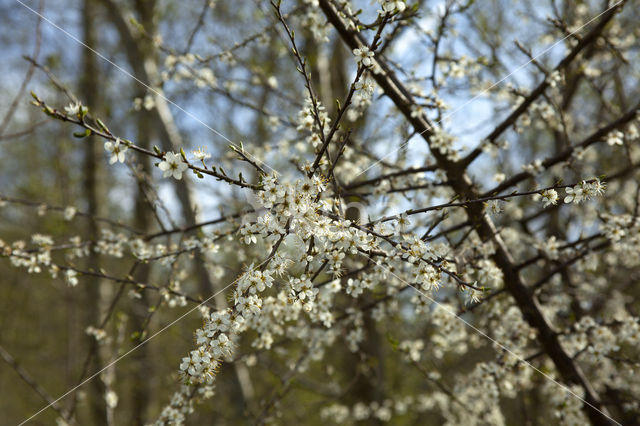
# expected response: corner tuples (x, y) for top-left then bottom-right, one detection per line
(354, 76), (376, 110)
(302, 2), (330, 43)
(398, 339), (424, 362)
(429, 127), (460, 161)
(296, 98), (331, 149)
(563, 178), (606, 204)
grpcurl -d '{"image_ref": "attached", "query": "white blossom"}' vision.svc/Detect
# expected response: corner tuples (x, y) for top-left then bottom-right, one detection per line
(64, 101), (87, 116)
(378, 0), (407, 15)
(353, 47), (374, 67)
(64, 269), (78, 287)
(606, 130), (624, 146)
(104, 138), (128, 164)
(539, 189), (558, 207)
(158, 152), (189, 180)
(63, 206), (77, 221)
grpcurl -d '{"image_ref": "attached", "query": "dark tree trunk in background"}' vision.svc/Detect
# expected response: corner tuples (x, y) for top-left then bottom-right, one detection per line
(80, 0), (107, 423)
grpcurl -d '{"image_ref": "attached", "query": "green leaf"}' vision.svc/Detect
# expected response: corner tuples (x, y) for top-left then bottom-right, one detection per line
(96, 118), (109, 133)
(386, 333), (399, 349)
(73, 129), (91, 138)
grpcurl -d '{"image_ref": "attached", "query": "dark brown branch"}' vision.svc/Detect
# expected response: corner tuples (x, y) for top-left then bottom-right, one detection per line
(319, 1), (619, 423)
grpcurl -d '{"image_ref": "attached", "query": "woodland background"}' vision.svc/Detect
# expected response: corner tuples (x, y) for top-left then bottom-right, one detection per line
(0, 0), (639, 425)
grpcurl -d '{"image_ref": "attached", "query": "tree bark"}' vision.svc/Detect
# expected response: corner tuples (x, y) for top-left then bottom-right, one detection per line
(80, 0), (108, 423)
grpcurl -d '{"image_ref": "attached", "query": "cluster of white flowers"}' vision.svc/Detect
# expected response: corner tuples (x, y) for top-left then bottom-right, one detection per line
(475, 258), (503, 289)
(521, 158), (544, 175)
(398, 339), (424, 362)
(161, 280), (188, 308)
(548, 70), (564, 88)
(429, 303), (468, 359)
(286, 274), (319, 311)
(353, 76), (376, 111)
(194, 68), (217, 88)
(133, 95), (155, 111)
(535, 235), (562, 260)
(152, 385), (213, 425)
(481, 139), (509, 158)
(302, 2), (330, 43)
(563, 178), (605, 204)
(321, 398), (401, 423)
(410, 103), (425, 119)
(321, 358), (524, 424)
(585, 325), (620, 363)
(296, 98), (331, 149)
(429, 127), (460, 161)
(68, 236), (90, 258)
(549, 385), (588, 426)
(445, 56), (480, 79)
(490, 306), (536, 360)
(7, 237), (51, 274)
(600, 213), (640, 267)
(176, 176), (347, 384)
(530, 102), (559, 130)
(161, 52), (214, 88)
(164, 170), (487, 409)
(85, 325), (108, 342)
(94, 229), (127, 258)
(180, 308), (233, 384)
(619, 317), (640, 346)
(601, 213), (639, 243)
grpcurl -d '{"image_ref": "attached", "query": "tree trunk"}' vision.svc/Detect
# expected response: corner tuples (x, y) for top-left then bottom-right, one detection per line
(80, 0), (108, 423)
